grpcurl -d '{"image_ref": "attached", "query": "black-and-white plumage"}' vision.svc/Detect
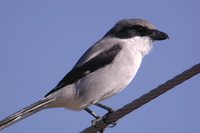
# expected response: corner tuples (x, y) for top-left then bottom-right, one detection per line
(0, 19), (169, 130)
(45, 44), (122, 96)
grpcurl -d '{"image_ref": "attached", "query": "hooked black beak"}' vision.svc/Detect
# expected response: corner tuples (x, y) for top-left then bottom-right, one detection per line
(149, 29), (169, 41)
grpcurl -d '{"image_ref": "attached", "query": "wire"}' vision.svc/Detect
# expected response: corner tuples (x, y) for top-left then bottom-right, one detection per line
(80, 63), (200, 133)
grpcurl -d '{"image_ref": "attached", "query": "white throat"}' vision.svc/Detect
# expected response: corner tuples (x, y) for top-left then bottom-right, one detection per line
(124, 36), (153, 57)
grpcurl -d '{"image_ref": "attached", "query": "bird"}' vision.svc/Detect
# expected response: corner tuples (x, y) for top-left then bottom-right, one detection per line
(0, 18), (169, 130)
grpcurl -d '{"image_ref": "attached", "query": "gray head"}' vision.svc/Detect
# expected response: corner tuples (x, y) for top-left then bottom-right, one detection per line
(104, 19), (169, 41)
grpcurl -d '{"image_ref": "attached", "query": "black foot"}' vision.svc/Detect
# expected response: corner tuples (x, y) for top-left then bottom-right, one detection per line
(91, 112), (118, 129)
(91, 117), (105, 133)
(94, 103), (117, 128)
(102, 112), (118, 128)
(84, 104), (117, 132)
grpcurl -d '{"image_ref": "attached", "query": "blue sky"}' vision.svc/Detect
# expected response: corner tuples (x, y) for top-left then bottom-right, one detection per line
(0, 0), (199, 133)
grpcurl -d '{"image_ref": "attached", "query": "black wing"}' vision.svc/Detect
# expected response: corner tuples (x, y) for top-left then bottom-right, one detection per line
(45, 44), (122, 97)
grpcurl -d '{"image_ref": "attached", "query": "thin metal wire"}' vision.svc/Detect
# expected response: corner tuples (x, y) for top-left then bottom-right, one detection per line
(80, 63), (200, 133)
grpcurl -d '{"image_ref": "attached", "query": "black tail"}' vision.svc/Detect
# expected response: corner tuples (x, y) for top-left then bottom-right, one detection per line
(0, 98), (54, 130)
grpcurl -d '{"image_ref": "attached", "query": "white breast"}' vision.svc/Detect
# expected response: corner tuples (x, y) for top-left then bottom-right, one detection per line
(100, 36), (153, 97)
(48, 37), (153, 110)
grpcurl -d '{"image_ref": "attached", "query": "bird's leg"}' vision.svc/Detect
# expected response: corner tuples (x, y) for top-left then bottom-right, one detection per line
(94, 103), (117, 128)
(94, 103), (115, 114)
(84, 108), (105, 132)
(84, 103), (117, 131)
(84, 108), (100, 119)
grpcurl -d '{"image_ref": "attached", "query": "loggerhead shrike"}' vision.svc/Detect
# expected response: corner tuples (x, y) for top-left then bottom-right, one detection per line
(0, 19), (169, 130)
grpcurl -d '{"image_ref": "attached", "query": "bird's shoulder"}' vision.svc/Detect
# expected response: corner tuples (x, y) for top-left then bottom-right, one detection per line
(45, 38), (123, 97)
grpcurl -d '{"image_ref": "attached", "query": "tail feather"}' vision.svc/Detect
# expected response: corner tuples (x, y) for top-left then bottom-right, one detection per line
(0, 98), (54, 130)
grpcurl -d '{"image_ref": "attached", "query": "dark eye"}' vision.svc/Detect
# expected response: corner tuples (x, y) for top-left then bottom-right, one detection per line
(130, 25), (149, 36)
(132, 25), (146, 32)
